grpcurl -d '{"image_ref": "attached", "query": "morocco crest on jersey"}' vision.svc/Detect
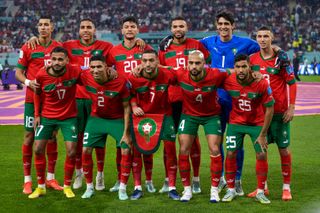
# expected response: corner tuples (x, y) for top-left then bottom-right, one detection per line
(132, 114), (165, 154)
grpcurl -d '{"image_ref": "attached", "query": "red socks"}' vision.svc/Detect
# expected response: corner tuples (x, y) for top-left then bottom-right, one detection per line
(120, 153), (132, 184)
(210, 155), (222, 187)
(82, 153), (93, 183)
(256, 159), (268, 190)
(190, 136), (201, 177)
(132, 147), (142, 186)
(75, 133), (83, 170)
(143, 154), (153, 181)
(64, 155), (76, 186)
(225, 156), (237, 188)
(116, 148), (122, 180)
(35, 154), (46, 185)
(281, 153), (292, 184)
(179, 154), (190, 186)
(22, 144), (33, 176)
(46, 141), (58, 174)
(95, 147), (105, 172)
(164, 141), (177, 187)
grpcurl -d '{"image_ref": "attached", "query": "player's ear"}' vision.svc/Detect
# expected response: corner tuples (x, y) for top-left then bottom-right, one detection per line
(50, 23), (54, 33)
(231, 23), (235, 31)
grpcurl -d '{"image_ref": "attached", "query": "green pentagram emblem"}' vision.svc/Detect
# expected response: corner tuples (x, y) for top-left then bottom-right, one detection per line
(138, 118), (157, 142)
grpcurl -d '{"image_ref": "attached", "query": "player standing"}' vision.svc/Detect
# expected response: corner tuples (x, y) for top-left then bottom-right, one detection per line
(80, 55), (132, 200)
(15, 16), (62, 195)
(248, 26), (297, 201)
(176, 50), (227, 202)
(107, 16), (155, 193)
(222, 54), (274, 204)
(62, 19), (113, 190)
(128, 49), (180, 200)
(158, 17), (210, 194)
(28, 47), (81, 198)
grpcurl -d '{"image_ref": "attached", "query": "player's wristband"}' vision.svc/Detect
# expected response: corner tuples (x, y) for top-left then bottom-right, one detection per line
(24, 79), (31, 86)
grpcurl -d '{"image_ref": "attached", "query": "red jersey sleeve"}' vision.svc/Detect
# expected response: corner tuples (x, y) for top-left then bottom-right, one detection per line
(17, 44), (29, 70)
(260, 80), (275, 107)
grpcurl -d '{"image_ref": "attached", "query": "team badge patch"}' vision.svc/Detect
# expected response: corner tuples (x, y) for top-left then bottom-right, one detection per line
(132, 114), (164, 154)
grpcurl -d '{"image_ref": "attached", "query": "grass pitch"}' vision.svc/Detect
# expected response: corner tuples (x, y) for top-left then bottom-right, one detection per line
(0, 115), (319, 213)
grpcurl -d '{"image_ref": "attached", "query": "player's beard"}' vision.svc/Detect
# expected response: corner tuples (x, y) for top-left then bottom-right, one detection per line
(52, 65), (65, 75)
(190, 68), (202, 77)
(173, 32), (185, 40)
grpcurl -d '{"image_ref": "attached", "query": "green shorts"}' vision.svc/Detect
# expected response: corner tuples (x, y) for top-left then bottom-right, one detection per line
(77, 99), (92, 133)
(160, 116), (176, 142)
(24, 103), (35, 132)
(35, 117), (78, 142)
(178, 114), (222, 136)
(226, 124), (263, 153)
(83, 116), (124, 148)
(268, 114), (290, 148)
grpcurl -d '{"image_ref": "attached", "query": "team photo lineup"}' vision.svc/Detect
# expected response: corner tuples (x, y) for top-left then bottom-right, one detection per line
(15, 9), (298, 205)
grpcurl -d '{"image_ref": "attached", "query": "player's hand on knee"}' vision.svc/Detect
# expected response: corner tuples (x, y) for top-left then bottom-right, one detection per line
(255, 135), (268, 153)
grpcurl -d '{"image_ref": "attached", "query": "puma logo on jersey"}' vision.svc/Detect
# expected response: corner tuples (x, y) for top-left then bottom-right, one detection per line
(177, 52), (183, 55)
(240, 93), (246, 97)
(98, 91), (104, 94)
(194, 88), (201, 91)
(127, 55), (133, 59)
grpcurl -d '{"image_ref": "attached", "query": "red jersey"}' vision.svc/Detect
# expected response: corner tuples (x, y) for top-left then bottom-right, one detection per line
(107, 42), (153, 78)
(250, 52), (296, 113)
(159, 38), (210, 103)
(176, 67), (227, 117)
(128, 67), (175, 115)
(224, 73), (275, 126)
(35, 64), (81, 120)
(63, 39), (113, 99)
(80, 71), (131, 119)
(17, 40), (62, 103)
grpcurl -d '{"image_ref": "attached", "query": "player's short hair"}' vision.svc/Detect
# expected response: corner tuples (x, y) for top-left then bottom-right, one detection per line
(216, 11), (234, 24)
(188, 50), (205, 60)
(121, 16), (139, 27)
(258, 26), (272, 32)
(142, 49), (158, 57)
(170, 16), (186, 26)
(234, 54), (249, 63)
(90, 55), (106, 63)
(80, 18), (95, 27)
(51, 46), (68, 56)
(39, 15), (53, 23)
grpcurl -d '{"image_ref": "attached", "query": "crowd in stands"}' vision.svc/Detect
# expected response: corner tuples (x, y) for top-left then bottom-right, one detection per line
(0, 0), (319, 52)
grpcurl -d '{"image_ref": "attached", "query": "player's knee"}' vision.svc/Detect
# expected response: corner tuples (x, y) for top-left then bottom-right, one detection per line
(24, 131), (34, 145)
(34, 145), (45, 155)
(256, 152), (267, 160)
(279, 147), (290, 156)
(66, 149), (77, 158)
(227, 151), (236, 159)
(82, 147), (92, 155)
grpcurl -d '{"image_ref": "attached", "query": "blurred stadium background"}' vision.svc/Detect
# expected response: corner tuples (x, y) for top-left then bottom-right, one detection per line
(0, 0), (319, 76)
